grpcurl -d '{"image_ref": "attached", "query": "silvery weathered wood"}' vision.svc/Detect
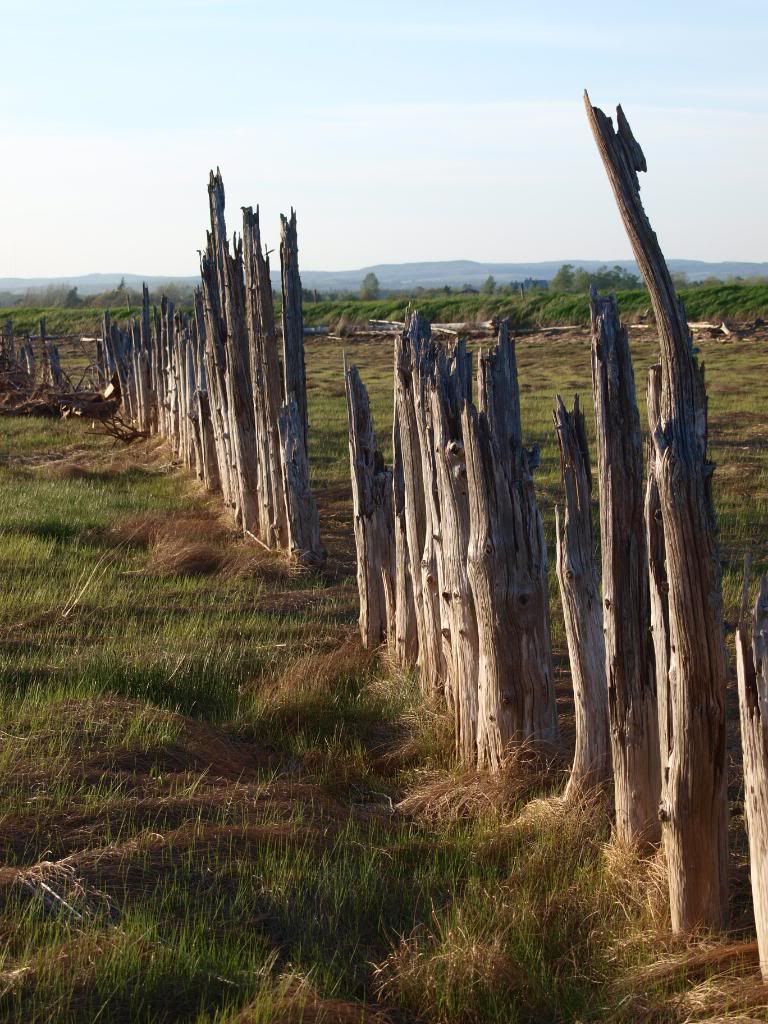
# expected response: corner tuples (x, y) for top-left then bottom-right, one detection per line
(646, 365), (671, 766)
(243, 205), (287, 548)
(412, 327), (448, 698)
(207, 172), (259, 535)
(345, 361), (395, 647)
(395, 315), (434, 693)
(431, 344), (478, 761)
(197, 272), (235, 508)
(278, 398), (323, 564)
(736, 575), (768, 981)
(590, 289), (661, 843)
(392, 414), (418, 666)
(586, 94), (728, 929)
(281, 209), (308, 451)
(553, 395), (610, 797)
(463, 321), (557, 769)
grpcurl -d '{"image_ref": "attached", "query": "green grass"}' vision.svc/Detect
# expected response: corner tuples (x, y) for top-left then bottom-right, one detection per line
(1, 332), (767, 1022)
(6, 281), (768, 337)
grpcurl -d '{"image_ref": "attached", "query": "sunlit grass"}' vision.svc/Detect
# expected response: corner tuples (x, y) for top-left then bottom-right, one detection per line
(0, 330), (766, 1022)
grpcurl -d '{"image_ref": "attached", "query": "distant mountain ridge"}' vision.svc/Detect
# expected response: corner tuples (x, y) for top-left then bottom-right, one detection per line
(2, 259), (767, 296)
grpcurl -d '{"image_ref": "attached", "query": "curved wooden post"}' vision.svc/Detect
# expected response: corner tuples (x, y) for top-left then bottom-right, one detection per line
(586, 94), (728, 929)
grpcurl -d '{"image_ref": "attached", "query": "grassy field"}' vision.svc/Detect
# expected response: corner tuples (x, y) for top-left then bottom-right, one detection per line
(5, 281), (768, 337)
(1, 330), (767, 1022)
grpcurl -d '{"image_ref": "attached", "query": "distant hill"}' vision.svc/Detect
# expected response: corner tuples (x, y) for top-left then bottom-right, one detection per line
(2, 259), (767, 296)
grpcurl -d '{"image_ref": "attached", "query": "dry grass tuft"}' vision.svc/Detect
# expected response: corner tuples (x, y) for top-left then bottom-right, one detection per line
(270, 634), (377, 696)
(111, 511), (229, 549)
(220, 543), (303, 584)
(373, 926), (521, 1024)
(147, 535), (223, 576)
(397, 742), (564, 823)
(39, 461), (92, 481)
(601, 837), (669, 931)
(238, 974), (396, 1023)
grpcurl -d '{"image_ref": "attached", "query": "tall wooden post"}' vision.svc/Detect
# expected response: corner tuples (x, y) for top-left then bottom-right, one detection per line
(590, 290), (661, 843)
(463, 321), (557, 769)
(345, 361), (395, 647)
(586, 94), (728, 929)
(553, 395), (610, 797)
(736, 575), (768, 980)
(281, 209), (308, 452)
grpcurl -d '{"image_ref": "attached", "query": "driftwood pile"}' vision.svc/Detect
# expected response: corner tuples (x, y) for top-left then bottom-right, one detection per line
(345, 96), (768, 969)
(0, 319), (121, 421)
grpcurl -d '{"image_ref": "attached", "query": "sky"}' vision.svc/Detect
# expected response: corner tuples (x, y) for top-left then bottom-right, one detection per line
(2, 0), (767, 277)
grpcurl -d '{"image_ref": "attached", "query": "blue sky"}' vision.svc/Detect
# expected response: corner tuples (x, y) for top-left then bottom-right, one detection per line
(2, 0), (766, 275)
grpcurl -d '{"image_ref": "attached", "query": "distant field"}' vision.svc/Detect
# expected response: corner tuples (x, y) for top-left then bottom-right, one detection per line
(1, 329), (767, 1021)
(4, 282), (768, 337)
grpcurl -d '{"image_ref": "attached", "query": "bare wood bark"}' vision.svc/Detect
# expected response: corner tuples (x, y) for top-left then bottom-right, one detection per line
(586, 94), (728, 929)
(345, 361), (395, 647)
(281, 209), (308, 452)
(196, 281), (233, 505)
(243, 205), (288, 547)
(646, 364), (671, 776)
(208, 172), (259, 535)
(278, 399), (323, 564)
(463, 321), (557, 769)
(395, 315), (438, 694)
(736, 575), (768, 981)
(432, 345), (478, 762)
(590, 289), (661, 844)
(554, 395), (610, 797)
(412, 328), (448, 698)
(392, 414), (418, 666)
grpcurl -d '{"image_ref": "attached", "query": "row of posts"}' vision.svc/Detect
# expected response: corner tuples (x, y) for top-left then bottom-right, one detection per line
(99, 171), (322, 564)
(345, 98), (768, 979)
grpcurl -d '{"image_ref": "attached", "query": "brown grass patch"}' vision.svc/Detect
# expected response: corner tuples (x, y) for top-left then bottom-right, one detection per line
(147, 535), (223, 575)
(601, 837), (669, 931)
(238, 975), (396, 1023)
(396, 742), (564, 823)
(39, 461), (92, 481)
(270, 633), (376, 695)
(111, 511), (229, 549)
(373, 927), (522, 1024)
(220, 544), (302, 584)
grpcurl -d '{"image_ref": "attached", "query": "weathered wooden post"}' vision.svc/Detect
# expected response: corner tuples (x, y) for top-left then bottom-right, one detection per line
(242, 205), (288, 548)
(395, 314), (439, 694)
(198, 269), (236, 510)
(463, 321), (558, 769)
(736, 574), (768, 981)
(207, 172), (260, 535)
(278, 399), (323, 564)
(590, 290), (661, 844)
(392, 414), (418, 667)
(431, 344), (479, 761)
(553, 395), (610, 797)
(281, 209), (308, 451)
(345, 360), (395, 647)
(586, 94), (728, 929)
